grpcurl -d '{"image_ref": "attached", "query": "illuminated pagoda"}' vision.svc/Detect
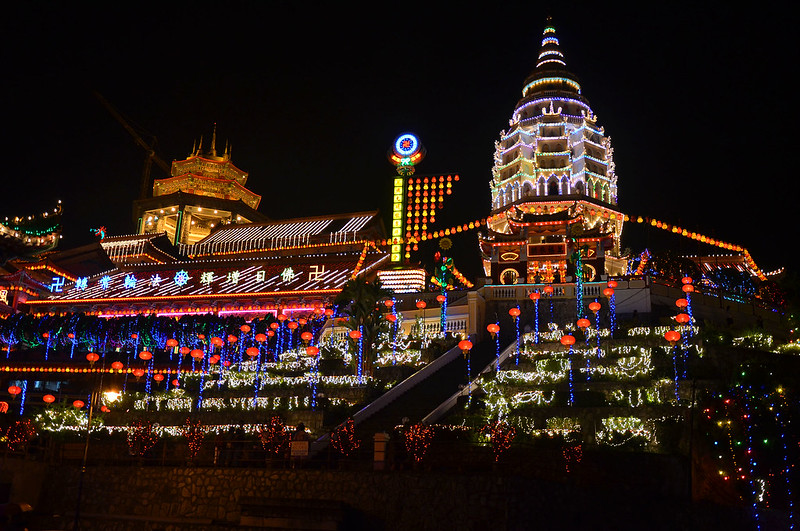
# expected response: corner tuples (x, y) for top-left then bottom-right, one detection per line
(480, 19), (625, 285)
(132, 125), (268, 246)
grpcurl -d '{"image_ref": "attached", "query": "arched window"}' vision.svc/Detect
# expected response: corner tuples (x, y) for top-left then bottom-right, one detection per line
(561, 177), (570, 195)
(500, 268), (519, 285)
(548, 177), (559, 195)
(522, 181), (534, 199)
(574, 181), (585, 195)
(537, 178), (546, 196)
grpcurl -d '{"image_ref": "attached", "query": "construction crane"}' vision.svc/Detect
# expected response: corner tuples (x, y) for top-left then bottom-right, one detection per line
(93, 91), (172, 200)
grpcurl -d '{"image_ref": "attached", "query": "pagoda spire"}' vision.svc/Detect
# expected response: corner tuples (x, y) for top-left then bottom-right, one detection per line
(536, 17), (567, 70)
(210, 123), (218, 157)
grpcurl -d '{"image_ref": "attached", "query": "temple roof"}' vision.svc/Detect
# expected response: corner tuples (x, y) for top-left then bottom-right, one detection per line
(520, 18), (586, 103)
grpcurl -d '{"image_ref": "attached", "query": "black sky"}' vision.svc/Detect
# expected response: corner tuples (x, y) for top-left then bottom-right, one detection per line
(2, 3), (794, 278)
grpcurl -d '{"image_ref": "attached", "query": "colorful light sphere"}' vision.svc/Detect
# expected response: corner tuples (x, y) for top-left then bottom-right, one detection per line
(603, 288), (615, 298)
(675, 298), (689, 309)
(301, 332), (313, 342)
(509, 307), (521, 318)
(132, 368), (146, 378)
(682, 284), (695, 293)
(676, 313), (691, 324)
(166, 339), (178, 348)
(7, 385), (22, 396)
(153, 373), (165, 382)
(577, 318), (591, 330)
(349, 330), (362, 340)
(394, 133), (421, 157)
(529, 291), (541, 301)
(246, 347), (259, 358)
(383, 300), (394, 308)
(664, 330), (681, 345)
(386, 314), (397, 323)
(43, 394), (55, 404)
(607, 280), (618, 289)
(139, 351), (153, 361)
(543, 285), (554, 295)
(681, 276), (693, 285)
(416, 300), (427, 309)
(86, 352), (100, 363)
(210, 336), (224, 346)
(255, 333), (268, 343)
(560, 335), (576, 346)
(487, 323), (500, 335)
(111, 361), (124, 370)
(73, 400), (85, 409)
(227, 334), (238, 343)
(306, 346), (319, 357)
(458, 339), (473, 352)
(190, 349), (205, 359)
(588, 301), (601, 314)
(436, 294), (446, 303)
(240, 324), (251, 333)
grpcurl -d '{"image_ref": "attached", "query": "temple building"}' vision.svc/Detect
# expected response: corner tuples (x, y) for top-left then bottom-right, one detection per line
(480, 20), (626, 285)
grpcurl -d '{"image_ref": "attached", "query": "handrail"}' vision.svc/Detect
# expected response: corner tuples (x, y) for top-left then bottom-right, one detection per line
(310, 339), (468, 454)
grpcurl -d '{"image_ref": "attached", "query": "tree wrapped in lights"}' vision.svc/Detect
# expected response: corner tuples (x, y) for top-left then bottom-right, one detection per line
(403, 423), (434, 463)
(330, 418), (360, 457)
(182, 418), (205, 462)
(257, 415), (289, 457)
(127, 418), (159, 457)
(334, 278), (391, 378)
(481, 420), (516, 462)
(3, 419), (36, 452)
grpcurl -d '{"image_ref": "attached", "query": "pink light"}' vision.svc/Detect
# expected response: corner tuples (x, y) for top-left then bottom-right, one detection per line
(217, 308), (278, 317)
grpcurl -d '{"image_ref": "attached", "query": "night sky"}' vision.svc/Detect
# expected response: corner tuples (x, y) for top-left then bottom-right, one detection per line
(2, 3), (794, 279)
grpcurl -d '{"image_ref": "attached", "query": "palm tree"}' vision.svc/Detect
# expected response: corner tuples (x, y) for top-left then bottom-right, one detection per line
(334, 277), (391, 377)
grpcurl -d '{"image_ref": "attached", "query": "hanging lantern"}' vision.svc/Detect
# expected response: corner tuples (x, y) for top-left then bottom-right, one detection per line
(349, 330), (362, 340)
(324, 308), (334, 317)
(255, 333), (268, 343)
(306, 346), (319, 357)
(42, 332), (50, 339)
(221, 360), (231, 367)
(210, 337), (224, 347)
(139, 351), (152, 361)
(383, 300), (394, 308)
(179, 347), (191, 356)
(529, 291), (541, 301)
(458, 339), (473, 353)
(416, 300), (427, 309)
(227, 334), (238, 343)
(132, 368), (145, 378)
(269, 322), (279, 330)
(436, 294), (446, 304)
(487, 323), (500, 338)
(208, 356), (219, 365)
(664, 330), (681, 346)
(607, 280), (618, 289)
(676, 313), (691, 324)
(111, 361), (124, 370)
(7, 385), (22, 397)
(298, 318), (308, 325)
(509, 307), (521, 318)
(386, 314), (397, 323)
(543, 285), (554, 296)
(287, 321), (299, 331)
(588, 301), (601, 314)
(86, 352), (100, 364)
(675, 298), (689, 309)
(68, 333), (75, 339)
(603, 288), (614, 298)
(245, 347), (259, 358)
(131, 333), (139, 340)
(577, 318), (591, 330)
(682, 284), (695, 293)
(166, 339), (178, 348)
(197, 334), (206, 340)
(682, 276), (693, 285)
(171, 379), (180, 387)
(43, 394), (55, 404)
(266, 330), (275, 338)
(560, 335), (576, 346)
(72, 400), (85, 409)
(100, 406), (111, 413)
(153, 373), (165, 382)
(301, 332), (313, 343)
(190, 349), (205, 359)
(240, 324), (251, 333)
(277, 314), (288, 322)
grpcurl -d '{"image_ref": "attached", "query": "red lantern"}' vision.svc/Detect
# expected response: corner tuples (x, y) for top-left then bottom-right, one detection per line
(227, 334), (238, 343)
(301, 332), (313, 343)
(664, 330), (681, 345)
(298, 318), (308, 325)
(324, 308), (334, 317)
(190, 349), (205, 359)
(543, 285), (554, 295)
(682, 276), (693, 285)
(100, 406), (111, 413)
(208, 356), (219, 365)
(221, 360), (231, 367)
(166, 339), (178, 348)
(560, 335), (576, 346)
(278, 314), (288, 322)
(487, 323), (500, 336)
(416, 300), (427, 309)
(131, 333), (139, 340)
(255, 333), (268, 343)
(42, 332), (50, 339)
(269, 322), (279, 330)
(73, 400), (85, 409)
(197, 334), (206, 340)
(267, 330), (275, 337)
(383, 300), (394, 308)
(7, 385), (21, 397)
(349, 330), (362, 340)
(139, 351), (152, 361)
(172, 379), (180, 387)
(240, 324), (251, 333)
(607, 280), (618, 289)
(529, 292), (541, 301)
(68, 333), (75, 339)
(246, 347), (259, 358)
(588, 301), (601, 314)
(179, 346), (191, 356)
(676, 298), (689, 309)
(458, 339), (473, 352)
(211, 337), (224, 347)
(132, 368), (145, 378)
(509, 307), (521, 318)
(86, 352), (100, 363)
(436, 294), (446, 303)
(111, 361), (124, 370)
(287, 321), (299, 330)
(676, 313), (691, 324)
(43, 394), (55, 404)
(386, 314), (397, 323)
(603, 288), (614, 298)
(577, 318), (591, 330)
(153, 373), (165, 382)
(306, 346), (319, 356)
(682, 284), (694, 293)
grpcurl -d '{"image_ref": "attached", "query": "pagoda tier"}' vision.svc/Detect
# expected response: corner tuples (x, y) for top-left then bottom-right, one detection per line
(0, 203), (62, 265)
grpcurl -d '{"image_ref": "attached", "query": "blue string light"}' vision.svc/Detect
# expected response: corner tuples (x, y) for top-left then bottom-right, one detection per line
(357, 325), (364, 385)
(534, 299), (540, 345)
(609, 293), (616, 338)
(514, 311), (520, 366)
(568, 345), (574, 406)
(18, 380), (27, 415)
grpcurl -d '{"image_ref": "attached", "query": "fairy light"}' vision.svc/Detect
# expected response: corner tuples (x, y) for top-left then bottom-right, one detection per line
(18, 380), (27, 415)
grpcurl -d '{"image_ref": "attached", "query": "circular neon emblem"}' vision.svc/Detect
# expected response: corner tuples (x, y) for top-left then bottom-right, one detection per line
(394, 133), (419, 157)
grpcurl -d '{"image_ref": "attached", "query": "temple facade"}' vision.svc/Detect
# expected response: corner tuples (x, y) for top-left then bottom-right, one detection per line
(480, 20), (625, 285)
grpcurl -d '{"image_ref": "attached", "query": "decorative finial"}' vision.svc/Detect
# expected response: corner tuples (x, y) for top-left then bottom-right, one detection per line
(210, 123), (217, 157)
(197, 135), (203, 155)
(191, 139), (197, 157)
